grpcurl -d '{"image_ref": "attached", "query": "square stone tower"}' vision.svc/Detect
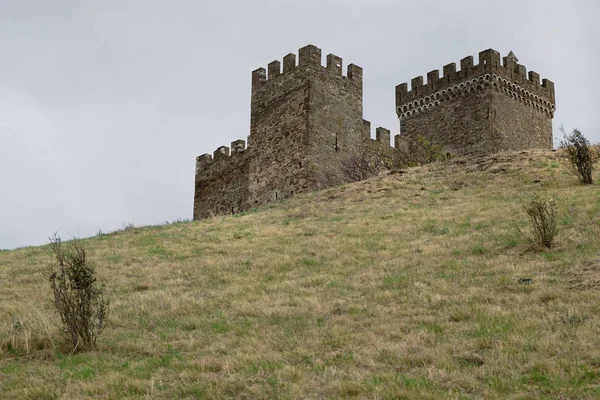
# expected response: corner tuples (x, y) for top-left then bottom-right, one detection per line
(396, 49), (556, 156)
(193, 45), (394, 219)
(247, 44), (368, 206)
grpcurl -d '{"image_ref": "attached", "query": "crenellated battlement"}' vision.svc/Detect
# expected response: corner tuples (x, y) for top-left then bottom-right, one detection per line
(375, 127), (392, 147)
(396, 49), (555, 118)
(251, 44), (363, 93)
(361, 121), (399, 149)
(195, 139), (247, 177)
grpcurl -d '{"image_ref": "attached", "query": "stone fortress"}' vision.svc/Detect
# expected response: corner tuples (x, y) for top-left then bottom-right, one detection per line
(194, 45), (555, 219)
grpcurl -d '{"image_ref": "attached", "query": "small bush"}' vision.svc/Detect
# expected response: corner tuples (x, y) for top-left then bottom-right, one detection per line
(560, 127), (599, 184)
(48, 234), (109, 351)
(522, 195), (558, 249)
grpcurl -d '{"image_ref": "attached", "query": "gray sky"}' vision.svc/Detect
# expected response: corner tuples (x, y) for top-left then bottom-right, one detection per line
(1, 0), (598, 249)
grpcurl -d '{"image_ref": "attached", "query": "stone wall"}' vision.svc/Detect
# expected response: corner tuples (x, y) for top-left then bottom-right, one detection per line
(302, 48), (367, 188)
(193, 142), (250, 219)
(399, 88), (493, 156)
(248, 63), (311, 206)
(491, 86), (554, 152)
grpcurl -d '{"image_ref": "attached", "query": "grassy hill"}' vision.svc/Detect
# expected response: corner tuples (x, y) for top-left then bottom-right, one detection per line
(1, 149), (599, 399)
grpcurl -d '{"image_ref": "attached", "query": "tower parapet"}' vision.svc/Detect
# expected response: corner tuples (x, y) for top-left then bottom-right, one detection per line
(251, 44), (363, 94)
(396, 49), (555, 120)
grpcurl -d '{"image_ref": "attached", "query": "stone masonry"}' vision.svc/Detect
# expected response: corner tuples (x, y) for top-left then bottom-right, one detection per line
(194, 46), (555, 219)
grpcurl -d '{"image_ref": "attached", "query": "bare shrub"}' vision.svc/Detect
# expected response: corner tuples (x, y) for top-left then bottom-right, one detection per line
(315, 140), (385, 188)
(339, 150), (385, 183)
(338, 135), (451, 183)
(560, 126), (599, 184)
(316, 134), (451, 188)
(522, 195), (558, 249)
(48, 234), (109, 351)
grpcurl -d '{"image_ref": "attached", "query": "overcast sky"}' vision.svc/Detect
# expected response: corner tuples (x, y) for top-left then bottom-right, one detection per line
(1, 0), (598, 249)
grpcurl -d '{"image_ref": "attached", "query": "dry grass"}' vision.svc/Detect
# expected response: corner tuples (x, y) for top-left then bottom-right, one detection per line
(1, 149), (599, 399)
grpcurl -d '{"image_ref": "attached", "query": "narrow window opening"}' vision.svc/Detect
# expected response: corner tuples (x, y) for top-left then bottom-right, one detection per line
(335, 116), (341, 152)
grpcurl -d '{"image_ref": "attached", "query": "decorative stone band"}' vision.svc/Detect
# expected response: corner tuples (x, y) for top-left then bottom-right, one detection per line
(397, 74), (556, 119)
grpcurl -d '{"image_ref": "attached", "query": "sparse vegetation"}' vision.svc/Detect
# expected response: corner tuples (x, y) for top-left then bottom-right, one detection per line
(522, 194), (559, 249)
(323, 134), (452, 187)
(1, 149), (599, 398)
(1, 313), (54, 356)
(48, 234), (109, 352)
(560, 126), (599, 184)
(338, 149), (385, 182)
(395, 134), (453, 167)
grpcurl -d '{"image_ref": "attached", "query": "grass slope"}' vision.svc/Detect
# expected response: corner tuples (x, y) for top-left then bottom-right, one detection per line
(1, 149), (599, 399)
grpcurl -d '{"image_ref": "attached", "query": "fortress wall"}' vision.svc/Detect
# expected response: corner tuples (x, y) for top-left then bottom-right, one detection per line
(491, 88), (554, 151)
(362, 127), (399, 170)
(400, 88), (495, 156)
(193, 143), (250, 219)
(248, 84), (311, 205)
